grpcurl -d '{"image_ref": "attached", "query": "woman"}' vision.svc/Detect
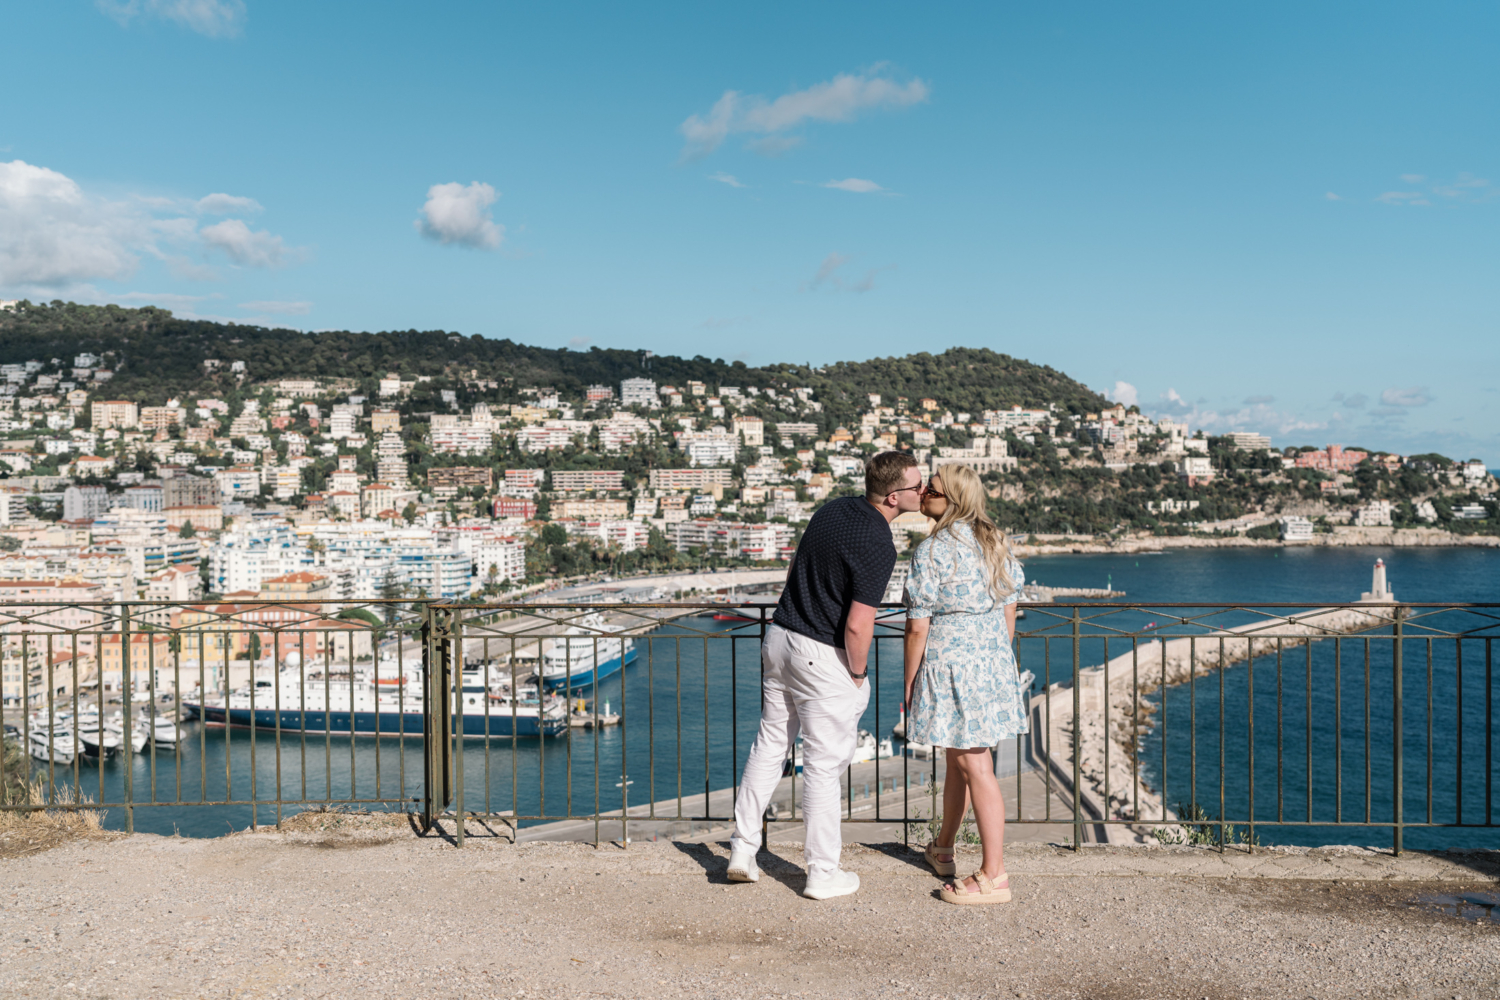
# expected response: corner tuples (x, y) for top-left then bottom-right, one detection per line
(902, 463), (1027, 905)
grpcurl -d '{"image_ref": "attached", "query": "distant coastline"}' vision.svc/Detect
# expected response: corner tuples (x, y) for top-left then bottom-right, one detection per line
(1013, 526), (1500, 558)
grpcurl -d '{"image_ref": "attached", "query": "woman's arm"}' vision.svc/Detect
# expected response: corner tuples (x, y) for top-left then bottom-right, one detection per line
(1005, 602), (1017, 646)
(903, 616), (930, 708)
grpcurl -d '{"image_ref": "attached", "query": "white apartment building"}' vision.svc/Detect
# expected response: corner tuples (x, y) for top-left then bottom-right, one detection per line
(1279, 516), (1315, 541)
(1179, 455), (1215, 482)
(551, 470), (625, 492)
(732, 415), (764, 447)
(595, 411), (654, 452)
(827, 455), (863, 480)
(930, 436), (1017, 475)
(1353, 499), (1395, 527)
(435, 526), (526, 585)
(90, 400), (139, 429)
(1226, 432), (1273, 451)
(647, 468), (733, 492)
(676, 427), (738, 467)
(62, 484), (110, 521)
(981, 406), (1051, 431)
(430, 421), (494, 454)
(620, 378), (659, 408)
(328, 405), (360, 439)
(669, 520), (794, 561)
(562, 518), (650, 553)
(500, 469), (546, 497)
(516, 420), (586, 452)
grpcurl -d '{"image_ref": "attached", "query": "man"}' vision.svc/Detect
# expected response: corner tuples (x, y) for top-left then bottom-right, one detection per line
(726, 451), (924, 899)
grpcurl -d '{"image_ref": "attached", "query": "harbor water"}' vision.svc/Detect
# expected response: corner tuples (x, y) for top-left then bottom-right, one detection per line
(21, 546), (1499, 848)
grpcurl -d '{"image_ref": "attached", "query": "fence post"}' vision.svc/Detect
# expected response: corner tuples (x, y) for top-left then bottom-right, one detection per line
(1072, 606), (1083, 851)
(421, 604), (452, 833)
(120, 602), (133, 835)
(1392, 614), (1403, 857)
(451, 605), (464, 848)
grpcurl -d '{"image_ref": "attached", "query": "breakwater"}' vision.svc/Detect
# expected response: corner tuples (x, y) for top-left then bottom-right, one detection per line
(1029, 601), (1404, 842)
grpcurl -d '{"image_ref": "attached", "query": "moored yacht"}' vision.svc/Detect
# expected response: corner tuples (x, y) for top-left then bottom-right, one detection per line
(28, 726), (78, 765)
(537, 615), (637, 690)
(184, 666), (567, 738)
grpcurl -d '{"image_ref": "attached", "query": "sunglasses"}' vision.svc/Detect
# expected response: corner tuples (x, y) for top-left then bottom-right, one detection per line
(923, 484), (947, 500)
(888, 481), (925, 496)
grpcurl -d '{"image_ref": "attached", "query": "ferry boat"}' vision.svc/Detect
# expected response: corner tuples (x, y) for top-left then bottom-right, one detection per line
(537, 616), (638, 690)
(184, 667), (568, 738)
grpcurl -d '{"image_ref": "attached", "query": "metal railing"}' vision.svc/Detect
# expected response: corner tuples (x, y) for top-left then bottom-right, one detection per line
(1, 598), (1496, 853)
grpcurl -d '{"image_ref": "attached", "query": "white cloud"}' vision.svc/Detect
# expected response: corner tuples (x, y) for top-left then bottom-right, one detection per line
(803, 252), (890, 293)
(1376, 173), (1492, 207)
(1375, 190), (1430, 206)
(416, 182), (503, 250)
(117, 291), (215, 310)
(239, 300), (311, 315)
(1380, 386), (1432, 407)
(567, 336), (591, 349)
(0, 158), (299, 292)
(98, 0), (246, 38)
(1432, 173), (1491, 201)
(1106, 381), (1138, 407)
(679, 69), (930, 159)
(196, 192), (262, 215)
(709, 172), (746, 188)
(822, 178), (884, 194)
(810, 252), (849, 288)
(1324, 192), (1342, 201)
(199, 218), (292, 267)
(0, 160), (143, 288)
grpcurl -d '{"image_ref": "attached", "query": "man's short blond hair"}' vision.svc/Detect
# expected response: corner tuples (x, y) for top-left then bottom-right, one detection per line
(865, 450), (919, 502)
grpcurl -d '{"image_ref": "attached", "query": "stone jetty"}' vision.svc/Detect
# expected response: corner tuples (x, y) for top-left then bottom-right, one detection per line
(1029, 560), (1402, 842)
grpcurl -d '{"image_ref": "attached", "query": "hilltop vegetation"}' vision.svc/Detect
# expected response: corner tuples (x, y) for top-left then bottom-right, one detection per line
(0, 301), (1108, 418)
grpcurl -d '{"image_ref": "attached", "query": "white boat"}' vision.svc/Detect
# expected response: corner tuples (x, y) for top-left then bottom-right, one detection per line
(28, 727), (77, 765)
(136, 714), (183, 750)
(105, 713), (148, 753)
(72, 712), (124, 758)
(792, 730), (893, 772)
(537, 615), (638, 690)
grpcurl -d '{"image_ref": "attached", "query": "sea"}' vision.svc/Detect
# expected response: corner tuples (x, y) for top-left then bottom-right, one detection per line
(25, 545), (1498, 849)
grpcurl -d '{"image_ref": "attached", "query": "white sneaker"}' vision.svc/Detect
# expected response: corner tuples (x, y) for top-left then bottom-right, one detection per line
(802, 869), (859, 900)
(726, 847), (760, 883)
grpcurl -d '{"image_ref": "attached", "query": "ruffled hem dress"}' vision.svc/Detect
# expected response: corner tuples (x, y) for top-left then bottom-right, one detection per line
(903, 523), (1029, 749)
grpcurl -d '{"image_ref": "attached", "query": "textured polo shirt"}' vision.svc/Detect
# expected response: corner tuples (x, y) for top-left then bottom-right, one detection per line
(773, 495), (897, 649)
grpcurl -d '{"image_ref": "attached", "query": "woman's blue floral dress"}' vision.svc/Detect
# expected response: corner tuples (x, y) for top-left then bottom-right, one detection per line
(904, 522), (1028, 749)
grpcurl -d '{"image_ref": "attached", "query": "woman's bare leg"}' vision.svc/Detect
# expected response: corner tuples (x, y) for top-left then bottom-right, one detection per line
(949, 748), (1006, 889)
(933, 747), (970, 848)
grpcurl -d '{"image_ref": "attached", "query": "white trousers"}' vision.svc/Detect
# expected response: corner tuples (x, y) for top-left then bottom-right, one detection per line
(731, 624), (870, 878)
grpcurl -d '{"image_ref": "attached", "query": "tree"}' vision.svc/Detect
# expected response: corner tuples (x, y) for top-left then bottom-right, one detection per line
(178, 520), (196, 538)
(401, 501), (418, 524)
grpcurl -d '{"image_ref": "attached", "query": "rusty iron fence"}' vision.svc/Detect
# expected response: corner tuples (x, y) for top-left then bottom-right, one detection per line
(1, 598), (1496, 854)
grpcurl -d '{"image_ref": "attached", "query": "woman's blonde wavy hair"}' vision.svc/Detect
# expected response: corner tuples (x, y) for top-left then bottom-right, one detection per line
(929, 463), (1015, 599)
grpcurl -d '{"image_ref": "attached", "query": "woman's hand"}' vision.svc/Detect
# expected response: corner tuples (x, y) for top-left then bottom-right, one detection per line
(903, 617), (930, 713)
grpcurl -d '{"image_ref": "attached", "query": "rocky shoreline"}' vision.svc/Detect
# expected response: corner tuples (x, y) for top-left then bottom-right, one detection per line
(1014, 526), (1498, 558)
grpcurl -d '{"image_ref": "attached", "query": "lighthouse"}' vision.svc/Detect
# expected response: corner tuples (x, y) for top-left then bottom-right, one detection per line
(1360, 558), (1395, 602)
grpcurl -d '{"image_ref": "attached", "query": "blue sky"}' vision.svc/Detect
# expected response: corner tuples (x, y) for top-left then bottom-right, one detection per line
(2, 2), (1497, 462)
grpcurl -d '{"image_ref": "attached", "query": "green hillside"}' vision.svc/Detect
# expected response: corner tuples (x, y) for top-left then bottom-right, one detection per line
(0, 301), (1108, 416)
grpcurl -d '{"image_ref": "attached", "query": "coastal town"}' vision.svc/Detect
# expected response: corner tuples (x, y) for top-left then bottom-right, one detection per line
(0, 334), (1494, 705)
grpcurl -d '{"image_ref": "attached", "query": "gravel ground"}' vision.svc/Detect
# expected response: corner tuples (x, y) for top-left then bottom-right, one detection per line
(1, 816), (1497, 1000)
